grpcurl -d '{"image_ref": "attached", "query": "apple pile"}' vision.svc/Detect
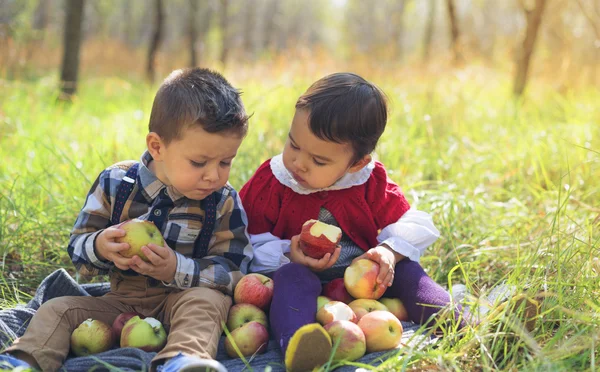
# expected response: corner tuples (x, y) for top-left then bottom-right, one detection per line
(70, 313), (167, 357)
(226, 273), (274, 358)
(299, 220), (342, 259)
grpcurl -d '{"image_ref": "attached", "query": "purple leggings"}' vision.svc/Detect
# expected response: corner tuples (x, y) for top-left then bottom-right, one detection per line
(270, 261), (464, 354)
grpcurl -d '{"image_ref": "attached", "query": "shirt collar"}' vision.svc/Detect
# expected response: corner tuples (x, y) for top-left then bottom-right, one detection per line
(269, 154), (375, 195)
(138, 151), (186, 202)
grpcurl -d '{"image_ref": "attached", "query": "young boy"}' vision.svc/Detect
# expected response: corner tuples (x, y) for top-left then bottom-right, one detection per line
(0, 68), (253, 372)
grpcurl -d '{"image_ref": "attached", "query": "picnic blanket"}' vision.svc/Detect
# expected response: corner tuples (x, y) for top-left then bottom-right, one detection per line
(0, 269), (435, 371)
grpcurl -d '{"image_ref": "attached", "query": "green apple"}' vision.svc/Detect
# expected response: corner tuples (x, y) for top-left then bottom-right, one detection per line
(317, 296), (331, 311)
(70, 318), (114, 356)
(348, 299), (388, 321)
(120, 316), (167, 352)
(324, 320), (366, 362)
(224, 321), (269, 358)
(116, 219), (164, 261)
(227, 303), (268, 331)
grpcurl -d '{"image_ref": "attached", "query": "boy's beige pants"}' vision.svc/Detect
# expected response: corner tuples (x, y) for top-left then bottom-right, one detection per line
(5, 272), (232, 372)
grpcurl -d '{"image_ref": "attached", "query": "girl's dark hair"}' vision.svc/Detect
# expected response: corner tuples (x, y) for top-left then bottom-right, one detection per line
(149, 68), (249, 144)
(295, 72), (388, 163)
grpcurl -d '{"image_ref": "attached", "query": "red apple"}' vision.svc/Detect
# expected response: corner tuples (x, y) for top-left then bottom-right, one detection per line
(324, 320), (366, 362)
(317, 296), (331, 312)
(322, 278), (354, 304)
(112, 312), (144, 345)
(316, 301), (357, 326)
(344, 259), (386, 300)
(357, 311), (403, 353)
(234, 273), (274, 311)
(224, 321), (269, 358)
(299, 220), (341, 259)
(379, 298), (409, 321)
(227, 303), (268, 331)
(348, 299), (388, 322)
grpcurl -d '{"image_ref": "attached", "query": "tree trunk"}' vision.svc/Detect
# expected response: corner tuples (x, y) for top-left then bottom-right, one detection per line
(445, 0), (462, 63)
(122, 0), (133, 46)
(243, 0), (256, 59)
(189, 0), (198, 67)
(146, 0), (164, 83)
(423, 0), (437, 62)
(390, 0), (406, 60)
(59, 0), (85, 99)
(513, 0), (547, 97)
(32, 0), (50, 30)
(219, 0), (229, 67)
(262, 0), (279, 51)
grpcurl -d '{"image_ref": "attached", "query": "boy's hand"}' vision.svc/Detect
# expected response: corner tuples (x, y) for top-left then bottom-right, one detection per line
(352, 245), (403, 291)
(129, 242), (177, 283)
(95, 227), (133, 271)
(289, 235), (341, 272)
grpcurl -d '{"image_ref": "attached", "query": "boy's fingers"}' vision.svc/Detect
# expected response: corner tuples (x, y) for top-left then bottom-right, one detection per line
(104, 228), (126, 238)
(142, 246), (161, 265)
(146, 243), (169, 259)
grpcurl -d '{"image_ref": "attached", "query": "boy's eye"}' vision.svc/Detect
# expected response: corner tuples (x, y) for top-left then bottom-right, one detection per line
(220, 161), (232, 167)
(313, 158), (326, 166)
(191, 160), (206, 168)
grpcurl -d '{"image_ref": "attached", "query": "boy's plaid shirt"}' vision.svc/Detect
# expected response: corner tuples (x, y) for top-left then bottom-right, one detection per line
(68, 151), (253, 296)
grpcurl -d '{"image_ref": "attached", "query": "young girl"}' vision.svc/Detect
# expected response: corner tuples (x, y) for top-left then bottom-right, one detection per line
(240, 73), (462, 372)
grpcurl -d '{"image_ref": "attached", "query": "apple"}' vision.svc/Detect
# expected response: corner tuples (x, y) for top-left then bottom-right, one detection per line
(317, 296), (331, 311)
(316, 301), (357, 326)
(227, 303), (268, 331)
(233, 273), (274, 311)
(348, 299), (388, 321)
(112, 312), (144, 345)
(299, 220), (341, 259)
(324, 320), (366, 362)
(120, 316), (167, 352)
(322, 278), (354, 304)
(357, 311), (403, 353)
(344, 259), (386, 300)
(224, 321), (269, 358)
(116, 219), (164, 262)
(379, 298), (409, 322)
(70, 318), (114, 356)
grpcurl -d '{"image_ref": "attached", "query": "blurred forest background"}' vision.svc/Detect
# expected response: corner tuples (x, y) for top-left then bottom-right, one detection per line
(1, 0), (600, 95)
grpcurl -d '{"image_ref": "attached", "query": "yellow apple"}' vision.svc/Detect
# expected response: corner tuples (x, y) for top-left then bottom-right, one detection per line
(348, 299), (388, 321)
(379, 298), (409, 321)
(357, 310), (403, 353)
(116, 219), (164, 262)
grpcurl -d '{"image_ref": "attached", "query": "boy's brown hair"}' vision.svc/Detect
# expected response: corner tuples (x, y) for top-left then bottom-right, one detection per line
(149, 68), (249, 144)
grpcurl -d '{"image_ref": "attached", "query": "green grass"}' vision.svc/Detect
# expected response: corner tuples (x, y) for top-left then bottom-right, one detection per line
(0, 70), (599, 371)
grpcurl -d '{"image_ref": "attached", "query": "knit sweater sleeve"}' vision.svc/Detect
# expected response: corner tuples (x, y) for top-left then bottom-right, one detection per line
(365, 162), (411, 230)
(239, 159), (283, 235)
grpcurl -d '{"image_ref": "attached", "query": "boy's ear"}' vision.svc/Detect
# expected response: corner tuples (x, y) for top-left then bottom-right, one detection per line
(146, 132), (165, 161)
(348, 154), (372, 173)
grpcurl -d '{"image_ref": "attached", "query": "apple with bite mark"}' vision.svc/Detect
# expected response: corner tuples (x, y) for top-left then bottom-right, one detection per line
(322, 278), (354, 304)
(233, 273), (274, 311)
(224, 321), (269, 358)
(116, 219), (164, 262)
(324, 320), (366, 362)
(112, 312), (144, 345)
(348, 299), (388, 321)
(317, 296), (331, 311)
(120, 316), (167, 352)
(357, 310), (403, 353)
(344, 259), (386, 300)
(70, 319), (114, 357)
(379, 298), (409, 321)
(316, 301), (357, 326)
(227, 303), (268, 331)
(299, 220), (341, 259)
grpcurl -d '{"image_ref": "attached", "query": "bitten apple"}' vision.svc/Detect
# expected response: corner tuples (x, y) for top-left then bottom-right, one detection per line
(120, 316), (167, 352)
(227, 303), (268, 331)
(224, 321), (269, 358)
(299, 220), (341, 259)
(112, 312), (144, 345)
(70, 319), (114, 357)
(344, 259), (386, 300)
(322, 278), (354, 304)
(357, 311), (403, 353)
(316, 301), (357, 326)
(379, 298), (409, 321)
(348, 299), (388, 321)
(317, 296), (331, 311)
(233, 273), (274, 311)
(324, 320), (366, 362)
(116, 219), (164, 262)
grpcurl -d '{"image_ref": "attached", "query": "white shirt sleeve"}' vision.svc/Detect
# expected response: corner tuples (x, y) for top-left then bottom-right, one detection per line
(249, 232), (291, 274)
(376, 209), (440, 262)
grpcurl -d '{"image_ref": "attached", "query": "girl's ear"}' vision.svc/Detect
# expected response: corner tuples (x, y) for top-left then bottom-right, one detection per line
(146, 132), (165, 161)
(348, 154), (372, 173)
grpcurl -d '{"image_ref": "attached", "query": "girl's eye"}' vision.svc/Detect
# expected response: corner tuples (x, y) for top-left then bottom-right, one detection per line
(313, 158), (326, 166)
(191, 160), (206, 168)
(290, 142), (299, 150)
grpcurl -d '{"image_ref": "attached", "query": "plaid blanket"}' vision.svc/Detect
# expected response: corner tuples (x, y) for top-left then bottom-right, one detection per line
(0, 269), (434, 371)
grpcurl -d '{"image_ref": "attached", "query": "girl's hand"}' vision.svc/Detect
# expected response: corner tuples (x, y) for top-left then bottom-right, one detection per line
(129, 242), (177, 283)
(352, 245), (403, 290)
(289, 235), (341, 272)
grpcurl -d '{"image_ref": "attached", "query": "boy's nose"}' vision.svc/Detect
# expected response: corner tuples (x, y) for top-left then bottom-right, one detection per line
(203, 167), (219, 182)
